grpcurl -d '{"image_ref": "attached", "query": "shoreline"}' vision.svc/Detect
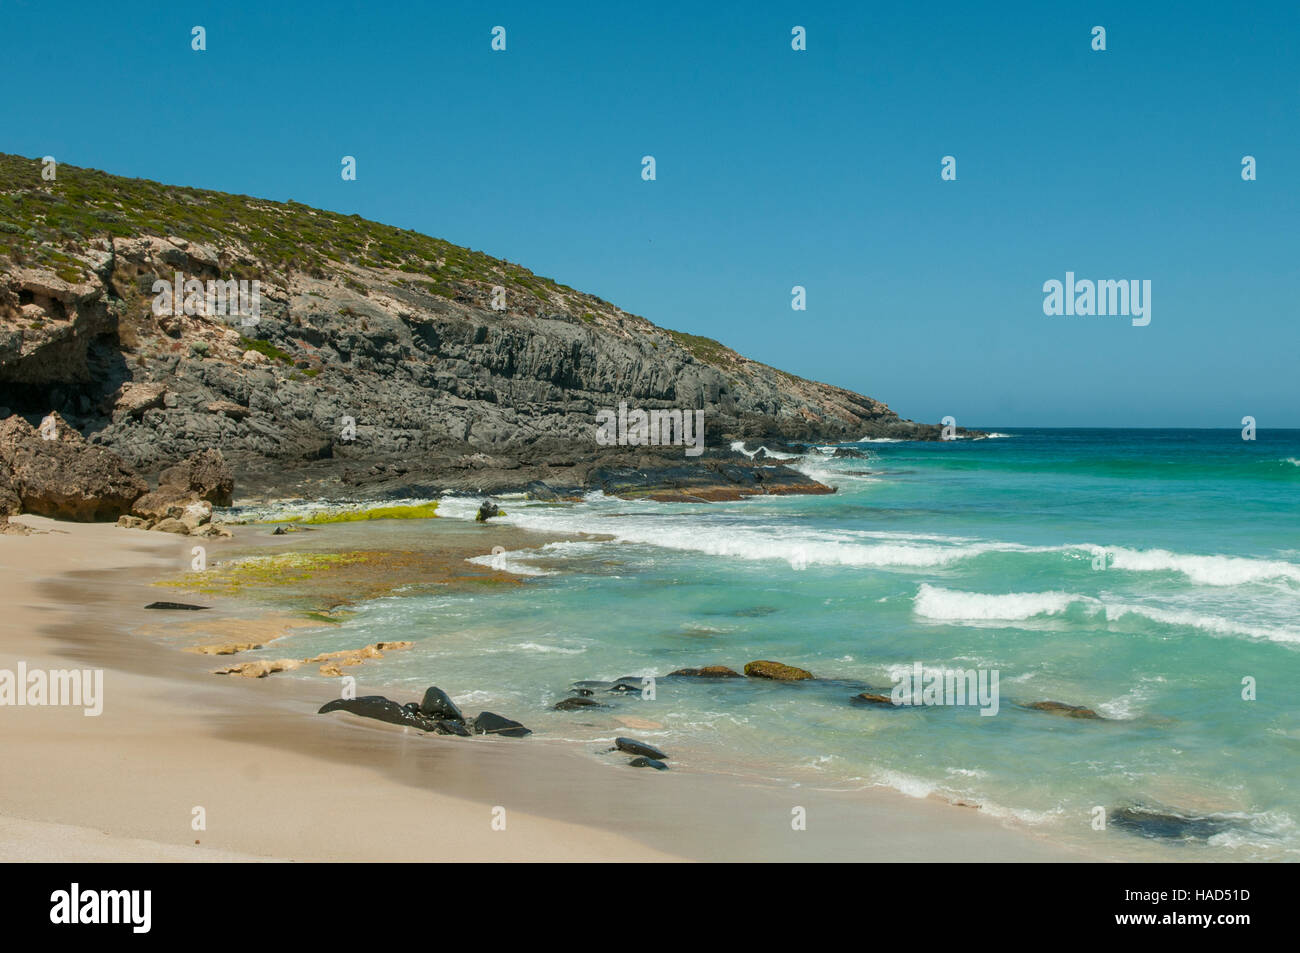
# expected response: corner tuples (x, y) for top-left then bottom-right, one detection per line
(1, 514), (1096, 862)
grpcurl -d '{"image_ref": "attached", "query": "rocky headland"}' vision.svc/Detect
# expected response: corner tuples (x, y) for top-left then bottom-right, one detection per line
(0, 153), (981, 522)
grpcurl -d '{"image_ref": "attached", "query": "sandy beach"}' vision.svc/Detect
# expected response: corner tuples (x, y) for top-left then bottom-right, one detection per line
(0, 513), (1098, 863)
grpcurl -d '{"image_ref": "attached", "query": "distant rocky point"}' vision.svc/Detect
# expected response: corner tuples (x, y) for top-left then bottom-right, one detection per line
(0, 153), (982, 510)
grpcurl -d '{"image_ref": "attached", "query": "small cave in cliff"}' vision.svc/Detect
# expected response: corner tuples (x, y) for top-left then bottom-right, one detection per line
(0, 332), (129, 430)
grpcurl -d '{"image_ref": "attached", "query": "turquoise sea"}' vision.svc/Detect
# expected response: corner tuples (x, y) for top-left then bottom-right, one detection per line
(247, 429), (1300, 860)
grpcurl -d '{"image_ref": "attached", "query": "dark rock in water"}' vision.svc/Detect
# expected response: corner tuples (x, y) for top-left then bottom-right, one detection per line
(572, 680), (613, 691)
(1023, 700), (1103, 720)
(319, 695), (440, 732)
(744, 659), (814, 681)
(569, 688), (595, 697)
(144, 601), (209, 611)
(554, 696), (604, 711)
(832, 447), (867, 459)
(668, 665), (743, 678)
(606, 677), (649, 694)
(434, 719), (473, 737)
(523, 481), (559, 502)
(628, 756), (668, 771)
(472, 711), (531, 738)
(615, 737), (668, 760)
(851, 692), (897, 707)
(420, 686), (465, 722)
(1110, 806), (1234, 841)
(475, 500), (501, 522)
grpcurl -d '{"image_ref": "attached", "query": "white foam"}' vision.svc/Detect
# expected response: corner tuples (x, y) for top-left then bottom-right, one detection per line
(914, 583), (1091, 621)
(1100, 546), (1300, 587)
(913, 584), (1300, 645)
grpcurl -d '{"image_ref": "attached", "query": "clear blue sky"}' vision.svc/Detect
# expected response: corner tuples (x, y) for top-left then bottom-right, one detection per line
(2, 1), (1296, 427)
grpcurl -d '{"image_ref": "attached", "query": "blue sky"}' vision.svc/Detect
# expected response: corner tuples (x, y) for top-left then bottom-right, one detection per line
(2, 1), (1296, 426)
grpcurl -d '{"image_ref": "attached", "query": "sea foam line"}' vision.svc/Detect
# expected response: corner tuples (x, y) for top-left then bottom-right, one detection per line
(913, 584), (1300, 645)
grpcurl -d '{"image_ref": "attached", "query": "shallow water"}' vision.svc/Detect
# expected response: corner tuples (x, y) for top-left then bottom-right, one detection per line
(239, 429), (1300, 861)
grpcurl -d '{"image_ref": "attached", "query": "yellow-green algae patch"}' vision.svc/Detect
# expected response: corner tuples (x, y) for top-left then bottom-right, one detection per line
(155, 547), (523, 608)
(157, 551), (370, 596)
(283, 501), (440, 525)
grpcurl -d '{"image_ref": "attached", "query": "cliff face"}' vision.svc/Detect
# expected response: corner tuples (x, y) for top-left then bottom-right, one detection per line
(0, 154), (962, 499)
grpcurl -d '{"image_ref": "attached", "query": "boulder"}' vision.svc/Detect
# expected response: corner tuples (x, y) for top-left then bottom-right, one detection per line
(419, 685), (465, 723)
(318, 695), (440, 732)
(615, 737), (668, 760)
(471, 711), (531, 738)
(109, 382), (166, 420)
(157, 448), (234, 506)
(668, 665), (743, 678)
(744, 660), (814, 681)
(0, 467), (20, 517)
(435, 719), (473, 737)
(627, 756), (668, 770)
(0, 413), (147, 521)
(475, 499), (501, 522)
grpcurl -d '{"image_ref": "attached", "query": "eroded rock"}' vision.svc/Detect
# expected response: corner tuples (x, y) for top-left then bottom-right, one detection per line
(744, 660), (814, 681)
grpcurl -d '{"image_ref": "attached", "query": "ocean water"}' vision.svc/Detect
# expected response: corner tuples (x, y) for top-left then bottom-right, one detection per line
(257, 429), (1300, 860)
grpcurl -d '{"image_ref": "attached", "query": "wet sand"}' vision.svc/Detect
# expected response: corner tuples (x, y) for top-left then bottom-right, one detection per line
(0, 514), (1089, 862)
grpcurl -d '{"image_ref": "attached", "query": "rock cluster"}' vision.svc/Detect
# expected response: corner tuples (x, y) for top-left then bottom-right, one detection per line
(0, 410), (234, 536)
(317, 685), (530, 739)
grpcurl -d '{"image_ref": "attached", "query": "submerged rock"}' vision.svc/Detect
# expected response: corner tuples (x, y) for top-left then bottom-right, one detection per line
(419, 685), (465, 723)
(472, 711), (531, 738)
(554, 696), (604, 711)
(628, 756), (668, 771)
(851, 692), (896, 707)
(1110, 805), (1234, 841)
(744, 660), (814, 681)
(1023, 700), (1103, 720)
(615, 737), (668, 760)
(668, 665), (743, 678)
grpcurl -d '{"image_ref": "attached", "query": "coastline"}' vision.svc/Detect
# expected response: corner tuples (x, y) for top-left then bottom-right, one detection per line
(1, 514), (1095, 862)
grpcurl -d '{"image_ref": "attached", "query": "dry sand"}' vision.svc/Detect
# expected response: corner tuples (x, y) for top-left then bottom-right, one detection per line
(0, 515), (1088, 862)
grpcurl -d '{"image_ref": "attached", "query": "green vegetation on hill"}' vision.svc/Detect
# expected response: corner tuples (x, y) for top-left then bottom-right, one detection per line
(0, 153), (761, 376)
(0, 153), (565, 305)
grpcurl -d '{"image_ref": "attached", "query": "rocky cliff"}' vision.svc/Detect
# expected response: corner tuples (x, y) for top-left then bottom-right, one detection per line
(0, 153), (973, 504)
